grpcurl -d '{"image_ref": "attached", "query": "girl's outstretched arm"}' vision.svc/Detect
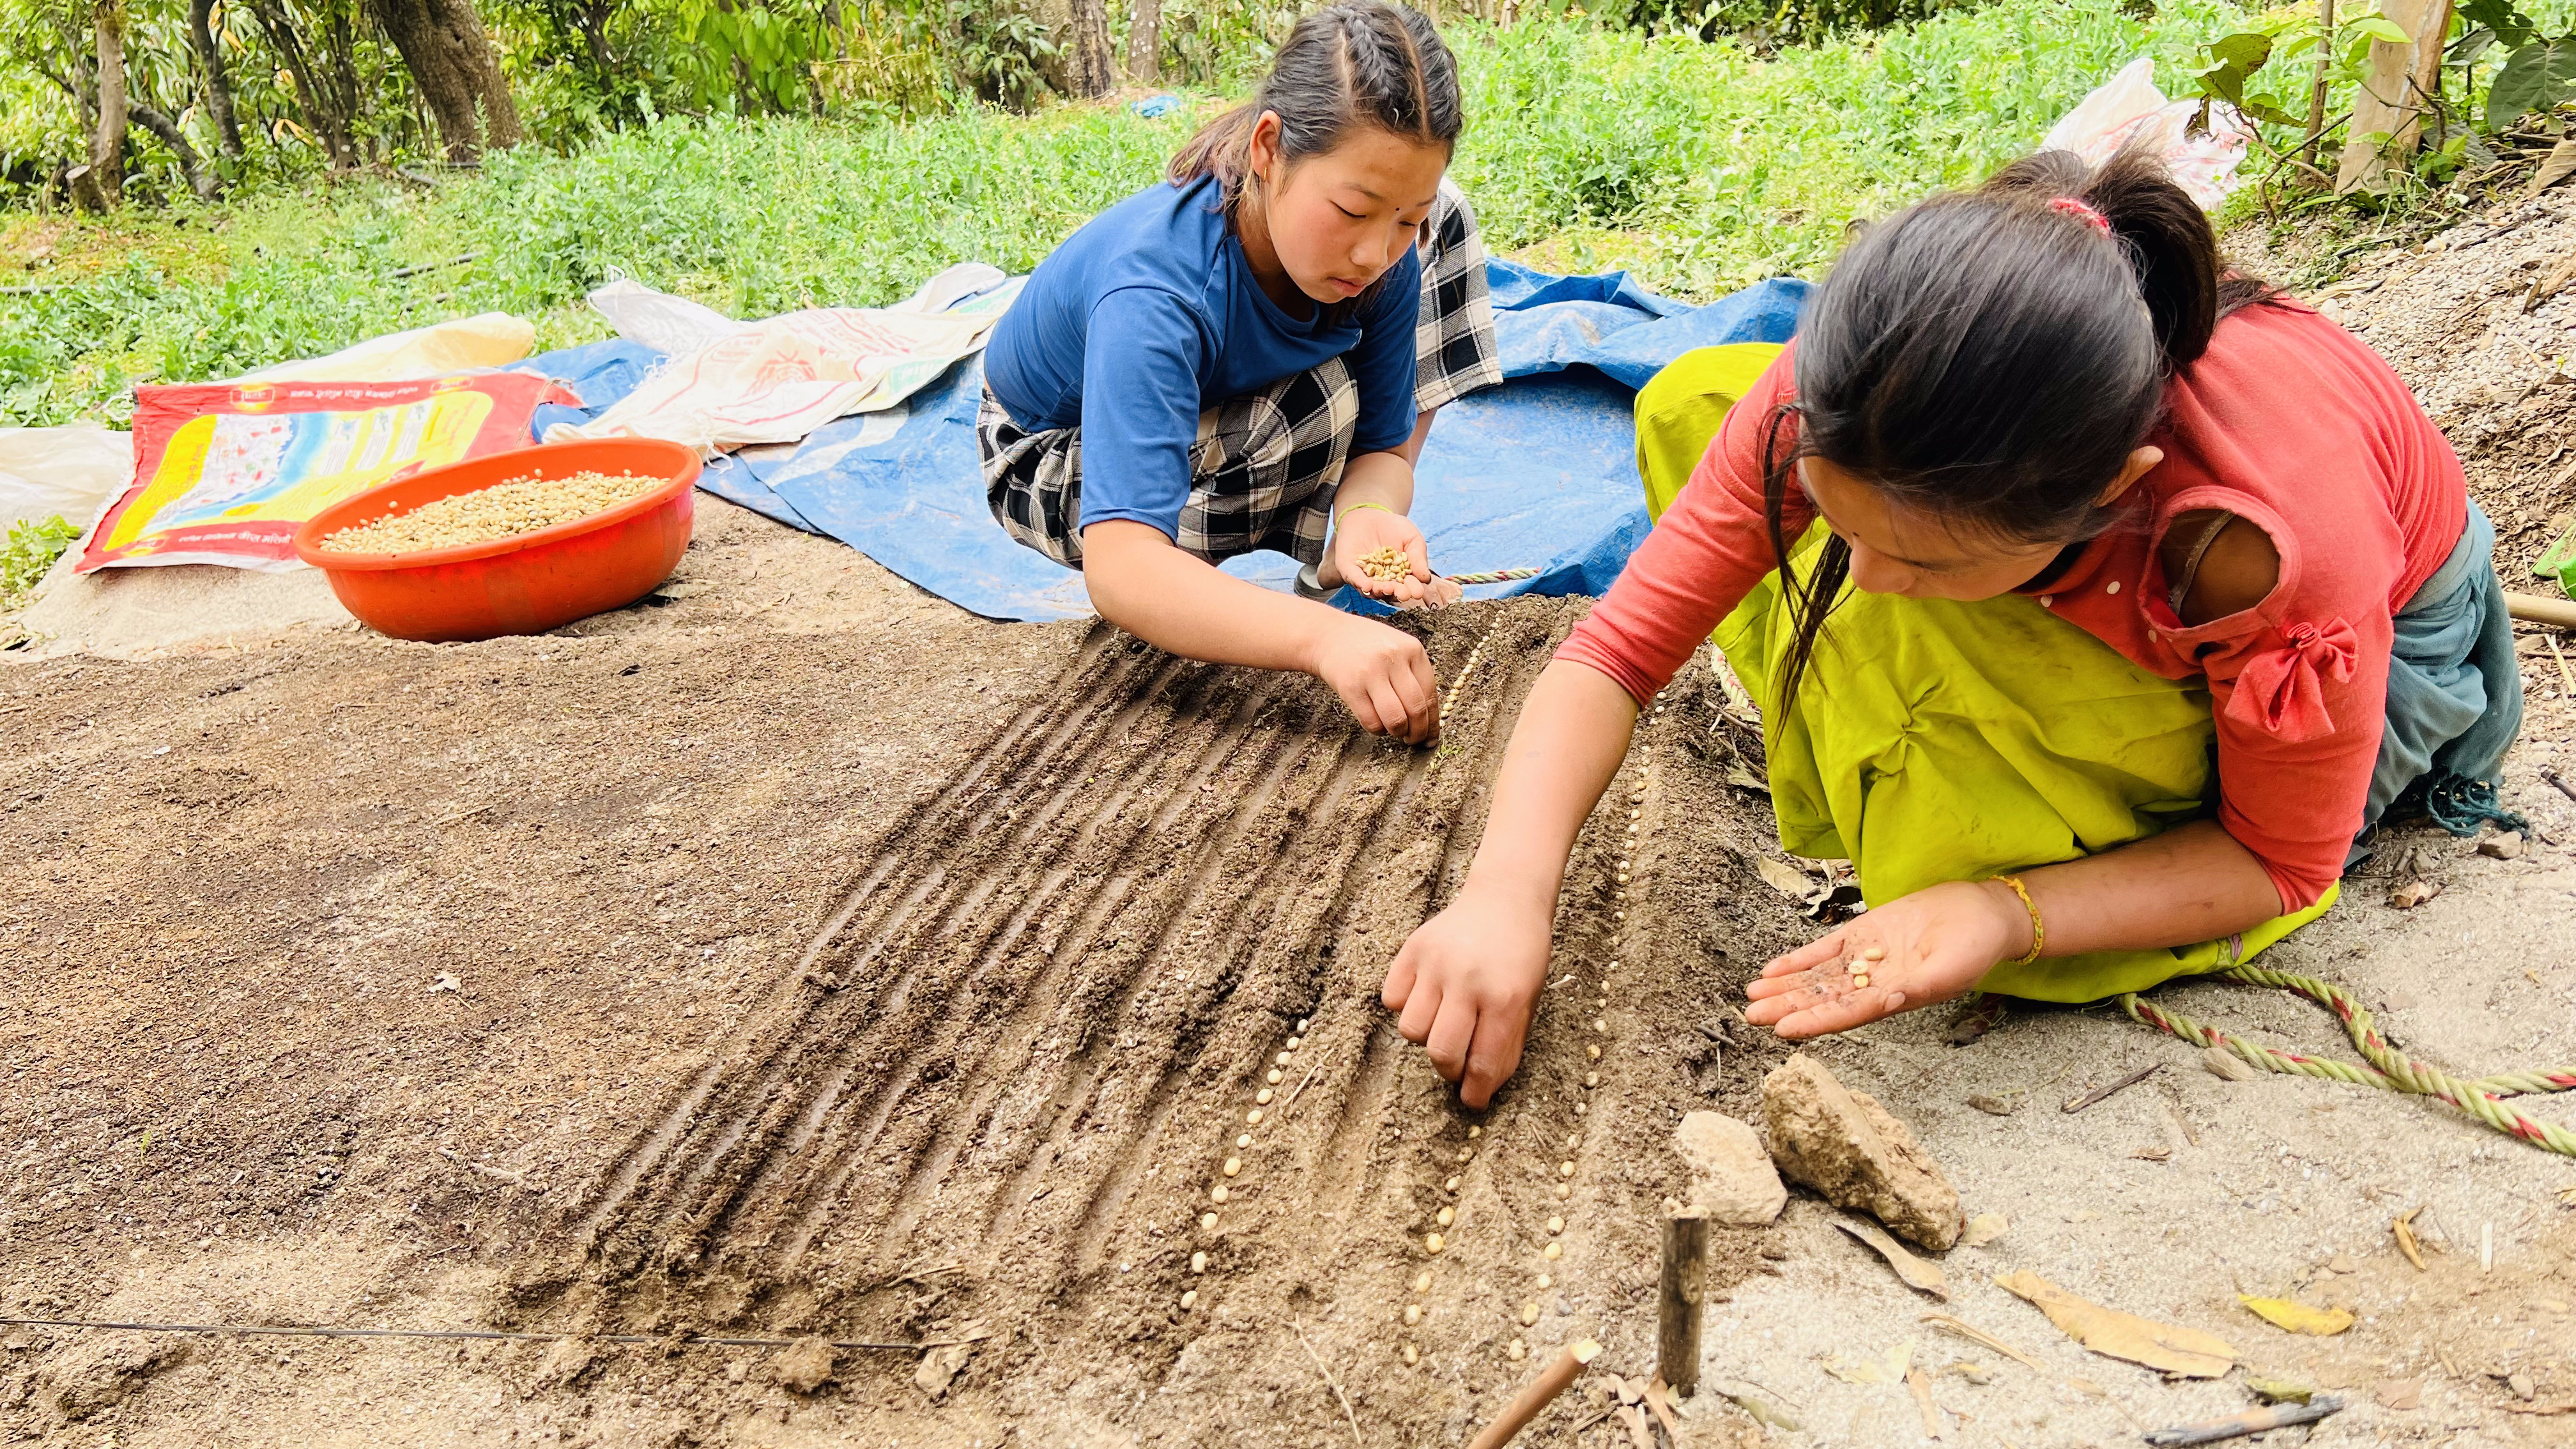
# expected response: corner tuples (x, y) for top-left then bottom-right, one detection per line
(1082, 519), (1441, 742)
(1744, 819), (2285, 1038)
(1383, 658), (1639, 1107)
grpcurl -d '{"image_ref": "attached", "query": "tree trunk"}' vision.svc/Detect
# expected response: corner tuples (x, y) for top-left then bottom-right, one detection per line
(1069, 0), (1112, 97)
(2303, 0), (2333, 166)
(366, 0), (525, 161)
(70, 0), (126, 211)
(130, 103), (216, 198)
(244, 0), (359, 168)
(1126, 0), (1160, 85)
(2336, 0), (2453, 192)
(187, 0), (244, 158)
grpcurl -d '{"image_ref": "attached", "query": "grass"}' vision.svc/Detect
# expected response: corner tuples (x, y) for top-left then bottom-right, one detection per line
(3, 3), (2278, 427)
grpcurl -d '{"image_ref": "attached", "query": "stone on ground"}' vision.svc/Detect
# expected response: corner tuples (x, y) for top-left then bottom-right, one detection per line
(1761, 1052), (1961, 1250)
(1673, 1110), (1787, 1225)
(770, 1337), (839, 1393)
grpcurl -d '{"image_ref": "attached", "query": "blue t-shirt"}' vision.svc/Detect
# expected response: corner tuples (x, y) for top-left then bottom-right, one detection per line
(984, 174), (1421, 540)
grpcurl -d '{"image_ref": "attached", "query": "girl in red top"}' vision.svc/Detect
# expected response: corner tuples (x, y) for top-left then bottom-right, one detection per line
(1382, 148), (2524, 1108)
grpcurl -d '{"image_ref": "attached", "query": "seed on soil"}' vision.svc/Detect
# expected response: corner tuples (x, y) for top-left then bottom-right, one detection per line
(1593, 1018), (1606, 1032)
(1192, 1252), (1208, 1273)
(1547, 1216), (1564, 1234)
(1437, 1206), (1455, 1227)
(1543, 1241), (1563, 1261)
(1402, 1344), (1420, 1366)
(1286, 1036), (1301, 1050)
(1559, 1161), (1575, 1178)
(1585, 1071), (1600, 1087)
(1210, 1185), (1229, 1204)
(1236, 1133), (1254, 1149)
(1565, 1133), (1580, 1149)
(1255, 1088), (1273, 1105)
(317, 470), (664, 555)
(1246, 1109), (1264, 1125)
(1426, 1232), (1446, 1254)
(1616, 873), (1630, 885)
(1507, 1338), (1528, 1361)
(1519, 1303), (1541, 1326)
(1468, 1125), (1482, 1138)
(1554, 1183), (1571, 1200)
(1414, 1270), (1434, 1292)
(1297, 1017), (1310, 1032)
(1404, 1304), (1423, 1325)
(1535, 1273), (1552, 1289)
(1573, 1102), (1586, 1116)
(1201, 1212), (1219, 1230)
(1445, 1176), (1461, 1192)
(1223, 1157), (1243, 1177)
(1181, 1289), (1198, 1310)
(1266, 1069), (1283, 1084)
(1275, 1052), (1291, 1066)
(1457, 1147), (1474, 1163)
(1587, 1045), (1602, 1061)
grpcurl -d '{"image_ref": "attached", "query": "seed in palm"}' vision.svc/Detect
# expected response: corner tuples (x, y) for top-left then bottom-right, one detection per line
(1358, 545), (1411, 581)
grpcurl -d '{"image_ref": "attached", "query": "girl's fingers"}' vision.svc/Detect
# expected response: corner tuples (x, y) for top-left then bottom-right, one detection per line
(1406, 535), (1432, 582)
(1762, 933), (1848, 976)
(1744, 973), (1807, 1002)
(1459, 1013), (1523, 1110)
(1382, 939), (1420, 1011)
(1395, 965), (1443, 1045)
(1773, 988), (1910, 1041)
(1423, 993), (1478, 1084)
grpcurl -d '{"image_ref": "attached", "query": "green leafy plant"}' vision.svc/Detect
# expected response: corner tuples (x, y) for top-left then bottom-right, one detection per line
(0, 514), (77, 601)
(2461, 1), (2576, 128)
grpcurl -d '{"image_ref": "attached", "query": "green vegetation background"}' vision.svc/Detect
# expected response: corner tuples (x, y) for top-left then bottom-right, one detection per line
(8, 0), (2568, 429)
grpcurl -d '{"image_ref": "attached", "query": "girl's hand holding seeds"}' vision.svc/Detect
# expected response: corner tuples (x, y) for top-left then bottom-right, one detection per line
(1744, 878), (2029, 1038)
(1382, 882), (1551, 1108)
(1328, 505), (1443, 607)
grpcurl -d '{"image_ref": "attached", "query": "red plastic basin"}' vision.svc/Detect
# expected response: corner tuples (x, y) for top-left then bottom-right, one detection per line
(291, 439), (700, 643)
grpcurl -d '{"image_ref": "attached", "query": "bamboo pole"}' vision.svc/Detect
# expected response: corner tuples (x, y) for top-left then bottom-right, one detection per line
(1465, 1338), (1602, 1449)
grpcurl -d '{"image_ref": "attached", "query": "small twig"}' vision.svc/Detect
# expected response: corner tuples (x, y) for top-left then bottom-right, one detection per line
(390, 252), (478, 280)
(2143, 1394), (2345, 1446)
(1919, 1313), (2044, 1371)
(1294, 1322), (1365, 1449)
(2542, 766), (2576, 807)
(2062, 1062), (2161, 1114)
(2551, 635), (2576, 698)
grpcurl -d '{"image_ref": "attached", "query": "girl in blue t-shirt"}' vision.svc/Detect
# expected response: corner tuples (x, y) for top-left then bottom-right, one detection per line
(981, 0), (1498, 745)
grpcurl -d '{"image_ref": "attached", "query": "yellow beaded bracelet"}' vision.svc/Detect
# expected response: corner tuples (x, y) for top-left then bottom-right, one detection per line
(1993, 874), (2044, 966)
(1336, 501), (1395, 527)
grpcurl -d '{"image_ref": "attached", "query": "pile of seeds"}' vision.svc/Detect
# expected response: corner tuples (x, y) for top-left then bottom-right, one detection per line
(1358, 545), (1411, 582)
(318, 470), (663, 554)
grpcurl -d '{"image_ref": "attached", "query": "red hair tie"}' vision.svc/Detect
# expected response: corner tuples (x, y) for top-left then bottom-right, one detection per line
(2049, 196), (2112, 234)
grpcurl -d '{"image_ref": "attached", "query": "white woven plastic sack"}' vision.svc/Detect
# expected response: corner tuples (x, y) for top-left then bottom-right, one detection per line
(2042, 57), (2251, 210)
(0, 425), (132, 530)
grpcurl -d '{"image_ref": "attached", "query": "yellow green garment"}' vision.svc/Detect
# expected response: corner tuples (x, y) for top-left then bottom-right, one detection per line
(1634, 346), (2334, 1002)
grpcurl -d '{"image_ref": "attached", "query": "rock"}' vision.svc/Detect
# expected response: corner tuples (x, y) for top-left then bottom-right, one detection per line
(1965, 1092), (2016, 1116)
(912, 1342), (974, 1399)
(1673, 1111), (1786, 1225)
(770, 1337), (838, 1394)
(37, 1335), (184, 1422)
(1961, 1211), (2007, 1248)
(531, 1337), (602, 1393)
(2478, 832), (2524, 859)
(2202, 1046), (2259, 1082)
(1761, 1054), (1961, 1251)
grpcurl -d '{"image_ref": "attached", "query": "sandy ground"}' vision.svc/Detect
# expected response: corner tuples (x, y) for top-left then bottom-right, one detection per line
(4, 194), (2576, 1447)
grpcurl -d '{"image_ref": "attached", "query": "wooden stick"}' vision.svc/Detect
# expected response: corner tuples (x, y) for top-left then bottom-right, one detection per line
(1464, 1338), (1601, 1449)
(2062, 1063), (2161, 1114)
(2142, 1393), (2345, 1446)
(1657, 1209), (1710, 1395)
(2506, 592), (2576, 630)
(2541, 766), (2576, 806)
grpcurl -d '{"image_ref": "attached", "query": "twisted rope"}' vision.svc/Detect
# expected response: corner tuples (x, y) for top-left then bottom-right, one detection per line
(2120, 963), (2576, 1158)
(1443, 567), (1539, 586)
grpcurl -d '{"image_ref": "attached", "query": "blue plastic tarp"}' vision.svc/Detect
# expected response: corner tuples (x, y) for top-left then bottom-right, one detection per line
(514, 263), (1807, 622)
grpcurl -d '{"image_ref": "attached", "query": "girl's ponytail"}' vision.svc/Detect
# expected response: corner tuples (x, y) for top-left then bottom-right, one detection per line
(1981, 146), (2242, 372)
(1167, 1), (1461, 213)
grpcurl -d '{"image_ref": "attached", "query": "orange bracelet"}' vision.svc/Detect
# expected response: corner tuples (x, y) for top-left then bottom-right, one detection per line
(1992, 874), (2044, 965)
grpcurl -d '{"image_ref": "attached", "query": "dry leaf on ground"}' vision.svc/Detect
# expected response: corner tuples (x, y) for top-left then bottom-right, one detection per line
(1994, 1270), (2234, 1377)
(1961, 1211), (2007, 1248)
(2239, 1296), (2354, 1335)
(1834, 1217), (1949, 1299)
(1920, 1313), (2044, 1370)
(1821, 1338), (1914, 1384)
(1754, 855), (1814, 899)
(2524, 137), (2576, 197)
